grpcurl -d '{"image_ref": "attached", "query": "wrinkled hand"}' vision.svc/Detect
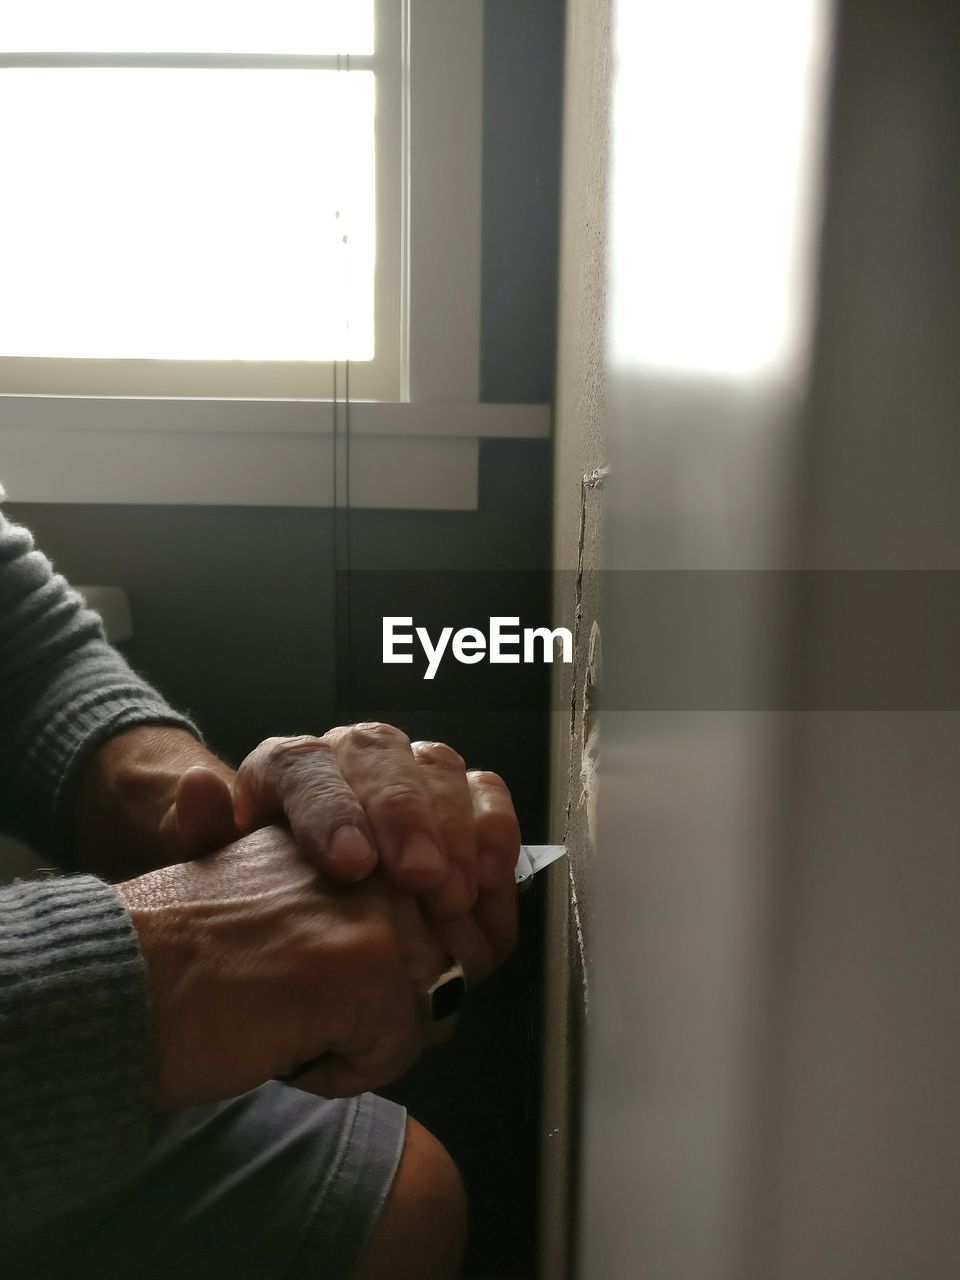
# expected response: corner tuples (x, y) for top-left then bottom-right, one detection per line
(160, 726), (521, 965)
(116, 825), (474, 1108)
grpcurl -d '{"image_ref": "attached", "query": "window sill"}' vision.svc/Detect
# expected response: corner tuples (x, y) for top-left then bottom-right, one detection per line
(0, 396), (551, 511)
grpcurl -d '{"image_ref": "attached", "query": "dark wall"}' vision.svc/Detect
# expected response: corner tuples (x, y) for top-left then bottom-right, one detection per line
(482, 0), (565, 404)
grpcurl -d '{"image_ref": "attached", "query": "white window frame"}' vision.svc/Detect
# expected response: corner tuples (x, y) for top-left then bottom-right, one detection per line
(0, 0), (552, 511)
(0, 0), (402, 403)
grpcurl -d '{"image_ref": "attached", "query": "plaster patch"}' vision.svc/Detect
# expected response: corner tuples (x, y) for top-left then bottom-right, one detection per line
(580, 619), (602, 846)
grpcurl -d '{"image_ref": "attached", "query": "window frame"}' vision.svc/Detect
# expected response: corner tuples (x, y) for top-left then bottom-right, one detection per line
(0, 0), (401, 401)
(0, 1), (549, 512)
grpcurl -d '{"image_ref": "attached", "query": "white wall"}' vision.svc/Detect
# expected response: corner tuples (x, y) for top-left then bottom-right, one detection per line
(578, 1), (960, 1277)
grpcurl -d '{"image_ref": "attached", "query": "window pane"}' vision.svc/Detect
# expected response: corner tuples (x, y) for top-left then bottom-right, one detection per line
(0, 69), (375, 361)
(0, 1), (373, 56)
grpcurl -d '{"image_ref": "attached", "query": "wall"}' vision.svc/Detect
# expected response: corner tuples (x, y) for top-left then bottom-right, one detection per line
(481, 0), (563, 405)
(577, 2), (960, 1279)
(540, 0), (610, 1275)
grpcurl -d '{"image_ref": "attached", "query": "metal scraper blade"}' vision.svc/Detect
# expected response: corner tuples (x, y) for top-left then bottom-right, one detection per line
(515, 844), (568, 889)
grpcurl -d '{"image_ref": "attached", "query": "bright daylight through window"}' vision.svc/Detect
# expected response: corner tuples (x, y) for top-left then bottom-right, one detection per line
(0, 1), (396, 396)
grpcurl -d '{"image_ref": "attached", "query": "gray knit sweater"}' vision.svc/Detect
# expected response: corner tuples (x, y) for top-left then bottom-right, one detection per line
(0, 499), (198, 1266)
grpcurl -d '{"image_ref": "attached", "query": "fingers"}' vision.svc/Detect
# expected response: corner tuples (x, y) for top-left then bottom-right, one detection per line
(466, 770), (521, 889)
(323, 724), (447, 893)
(285, 895), (458, 1095)
(289, 986), (455, 1097)
(159, 766), (238, 858)
(232, 730), (520, 930)
(293, 1055), (380, 1098)
(290, 1010), (422, 1095)
(411, 741), (479, 919)
(233, 736), (377, 881)
(432, 878), (517, 982)
(425, 771), (521, 983)
(472, 878), (519, 969)
(293, 943), (430, 1097)
(465, 770), (521, 966)
(388, 893), (452, 984)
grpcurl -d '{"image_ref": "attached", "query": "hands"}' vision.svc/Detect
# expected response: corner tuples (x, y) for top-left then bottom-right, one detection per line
(111, 723), (521, 1106)
(162, 725), (521, 967)
(115, 826), (472, 1108)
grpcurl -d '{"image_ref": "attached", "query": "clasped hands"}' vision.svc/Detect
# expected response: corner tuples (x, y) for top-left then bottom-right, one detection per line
(115, 724), (521, 1108)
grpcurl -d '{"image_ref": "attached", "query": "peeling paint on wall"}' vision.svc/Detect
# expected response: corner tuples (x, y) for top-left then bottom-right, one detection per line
(539, 1), (611, 1274)
(580, 617), (602, 845)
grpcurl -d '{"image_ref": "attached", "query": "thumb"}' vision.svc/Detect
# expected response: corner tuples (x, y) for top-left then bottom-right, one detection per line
(159, 766), (239, 858)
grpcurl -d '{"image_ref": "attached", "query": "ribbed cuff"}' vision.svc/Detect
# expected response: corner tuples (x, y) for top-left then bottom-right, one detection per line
(0, 875), (154, 1250)
(51, 697), (200, 847)
(15, 652), (200, 853)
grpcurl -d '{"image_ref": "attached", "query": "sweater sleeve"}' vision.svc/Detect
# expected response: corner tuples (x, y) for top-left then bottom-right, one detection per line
(0, 873), (155, 1262)
(0, 500), (200, 1256)
(0, 500), (199, 855)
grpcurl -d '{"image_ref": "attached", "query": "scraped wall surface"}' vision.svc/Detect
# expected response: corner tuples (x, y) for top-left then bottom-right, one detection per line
(541, 0), (610, 1273)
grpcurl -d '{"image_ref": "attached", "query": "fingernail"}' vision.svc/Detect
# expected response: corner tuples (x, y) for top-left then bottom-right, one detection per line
(399, 833), (445, 878)
(327, 825), (377, 880)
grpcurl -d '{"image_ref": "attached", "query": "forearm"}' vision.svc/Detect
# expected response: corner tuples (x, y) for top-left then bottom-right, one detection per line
(73, 725), (236, 879)
(0, 507), (201, 858)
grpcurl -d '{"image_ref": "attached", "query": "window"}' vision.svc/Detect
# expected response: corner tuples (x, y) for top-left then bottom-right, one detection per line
(0, 3), (550, 512)
(0, 0), (401, 399)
